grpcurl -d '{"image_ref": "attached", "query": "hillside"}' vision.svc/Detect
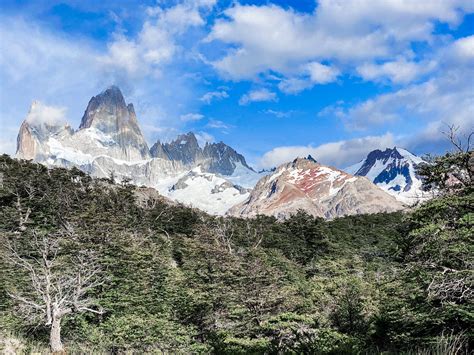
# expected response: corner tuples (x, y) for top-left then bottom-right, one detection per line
(0, 153), (472, 353)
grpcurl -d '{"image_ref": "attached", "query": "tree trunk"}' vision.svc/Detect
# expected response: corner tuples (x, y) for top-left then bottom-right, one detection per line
(50, 317), (64, 353)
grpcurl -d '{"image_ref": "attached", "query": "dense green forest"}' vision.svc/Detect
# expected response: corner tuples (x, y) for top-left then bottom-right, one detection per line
(0, 151), (472, 354)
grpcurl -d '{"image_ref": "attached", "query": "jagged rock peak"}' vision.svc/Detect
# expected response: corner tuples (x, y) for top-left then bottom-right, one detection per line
(159, 132), (203, 165)
(307, 154), (317, 163)
(291, 155), (319, 168)
(79, 86), (132, 130)
(149, 132), (257, 176)
(365, 147), (403, 163)
(76, 86), (150, 160)
(203, 141), (253, 175)
(150, 139), (168, 160)
(172, 132), (200, 147)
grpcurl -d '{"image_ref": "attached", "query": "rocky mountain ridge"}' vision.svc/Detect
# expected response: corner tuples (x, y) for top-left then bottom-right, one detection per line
(229, 157), (405, 219)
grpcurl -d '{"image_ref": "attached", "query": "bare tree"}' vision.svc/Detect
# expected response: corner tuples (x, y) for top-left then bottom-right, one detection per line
(442, 124), (473, 154)
(442, 125), (474, 188)
(213, 218), (235, 254)
(244, 220), (264, 249)
(4, 230), (104, 353)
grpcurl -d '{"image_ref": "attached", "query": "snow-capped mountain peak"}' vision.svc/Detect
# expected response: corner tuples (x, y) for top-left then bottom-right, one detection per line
(346, 147), (427, 204)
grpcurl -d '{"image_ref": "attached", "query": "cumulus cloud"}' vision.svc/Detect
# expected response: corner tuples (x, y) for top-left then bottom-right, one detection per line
(239, 88), (277, 105)
(103, 1), (214, 78)
(206, 1), (474, 80)
(448, 34), (474, 64)
(258, 133), (395, 169)
(307, 62), (340, 83)
(357, 58), (436, 84)
(200, 90), (229, 104)
(180, 113), (204, 122)
(314, 35), (474, 155)
(279, 62), (340, 94)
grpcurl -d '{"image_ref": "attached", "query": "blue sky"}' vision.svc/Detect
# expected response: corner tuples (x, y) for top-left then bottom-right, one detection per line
(0, 0), (473, 169)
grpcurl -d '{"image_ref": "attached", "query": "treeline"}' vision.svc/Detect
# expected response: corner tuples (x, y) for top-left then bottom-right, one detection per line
(0, 152), (472, 354)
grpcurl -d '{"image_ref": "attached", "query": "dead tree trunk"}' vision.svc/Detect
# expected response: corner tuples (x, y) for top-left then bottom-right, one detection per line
(50, 315), (63, 353)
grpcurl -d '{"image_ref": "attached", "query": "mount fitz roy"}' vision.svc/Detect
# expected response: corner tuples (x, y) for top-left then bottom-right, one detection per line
(16, 86), (259, 214)
(15, 86), (425, 217)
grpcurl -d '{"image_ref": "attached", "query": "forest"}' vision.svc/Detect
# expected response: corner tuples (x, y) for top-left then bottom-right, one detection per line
(0, 149), (472, 354)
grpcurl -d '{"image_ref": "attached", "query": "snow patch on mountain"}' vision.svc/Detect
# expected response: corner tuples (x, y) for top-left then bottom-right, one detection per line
(226, 162), (269, 188)
(159, 167), (250, 215)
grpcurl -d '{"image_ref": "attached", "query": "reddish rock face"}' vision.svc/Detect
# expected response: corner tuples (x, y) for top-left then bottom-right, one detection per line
(229, 157), (405, 219)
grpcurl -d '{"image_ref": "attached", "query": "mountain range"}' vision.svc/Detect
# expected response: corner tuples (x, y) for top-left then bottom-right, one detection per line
(15, 86), (428, 217)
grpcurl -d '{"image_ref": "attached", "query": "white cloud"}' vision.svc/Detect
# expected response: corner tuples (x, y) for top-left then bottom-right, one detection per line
(207, 119), (230, 129)
(200, 90), (229, 104)
(339, 60), (473, 132)
(278, 78), (312, 94)
(262, 109), (295, 118)
(102, 1), (213, 78)
(357, 58), (436, 84)
(279, 62), (340, 94)
(307, 62), (340, 83)
(206, 4), (388, 79)
(239, 88), (277, 105)
(25, 101), (67, 126)
(259, 133), (395, 169)
(449, 34), (474, 63)
(180, 113), (204, 122)
(206, 1), (474, 84)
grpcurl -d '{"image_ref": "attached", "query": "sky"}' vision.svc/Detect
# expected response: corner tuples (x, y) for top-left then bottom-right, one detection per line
(0, 0), (473, 169)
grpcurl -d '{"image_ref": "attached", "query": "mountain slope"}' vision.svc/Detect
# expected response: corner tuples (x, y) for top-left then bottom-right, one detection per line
(230, 157), (404, 219)
(346, 147), (427, 204)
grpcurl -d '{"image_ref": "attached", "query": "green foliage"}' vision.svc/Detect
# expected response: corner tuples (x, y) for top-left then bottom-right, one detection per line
(0, 153), (472, 353)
